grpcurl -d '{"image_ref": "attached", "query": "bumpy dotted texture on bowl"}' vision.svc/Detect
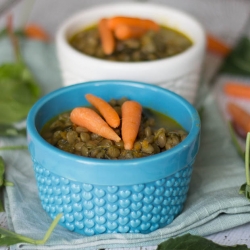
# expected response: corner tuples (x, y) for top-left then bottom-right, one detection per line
(34, 163), (193, 235)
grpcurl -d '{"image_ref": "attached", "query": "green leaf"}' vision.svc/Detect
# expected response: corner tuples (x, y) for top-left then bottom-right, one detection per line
(220, 36), (250, 76)
(0, 62), (41, 124)
(157, 234), (249, 250)
(245, 133), (250, 186)
(239, 132), (250, 199)
(0, 200), (4, 212)
(239, 183), (250, 199)
(239, 183), (247, 195)
(0, 236), (26, 246)
(0, 156), (4, 186)
(0, 213), (62, 246)
(0, 25), (41, 127)
(0, 124), (26, 137)
(0, 156), (5, 212)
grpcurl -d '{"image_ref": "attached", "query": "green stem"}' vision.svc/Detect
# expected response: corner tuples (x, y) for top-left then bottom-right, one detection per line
(0, 213), (62, 245)
(0, 145), (27, 150)
(245, 133), (250, 185)
(6, 14), (22, 63)
(35, 213), (62, 244)
(228, 122), (245, 160)
(3, 180), (14, 186)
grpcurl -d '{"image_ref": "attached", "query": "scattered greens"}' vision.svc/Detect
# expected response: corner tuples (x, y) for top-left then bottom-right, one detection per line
(0, 18), (33, 212)
(0, 17), (62, 248)
(0, 16), (41, 134)
(157, 234), (249, 250)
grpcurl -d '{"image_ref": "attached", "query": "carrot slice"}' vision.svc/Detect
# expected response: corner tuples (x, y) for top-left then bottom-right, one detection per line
(70, 107), (121, 142)
(24, 23), (50, 41)
(224, 82), (250, 99)
(107, 16), (159, 32)
(227, 102), (250, 135)
(98, 18), (115, 55)
(121, 100), (142, 150)
(85, 93), (120, 128)
(206, 33), (231, 56)
(114, 25), (147, 40)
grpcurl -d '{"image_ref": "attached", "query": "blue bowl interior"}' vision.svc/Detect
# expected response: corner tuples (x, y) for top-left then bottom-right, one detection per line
(35, 81), (196, 132)
(27, 80), (200, 185)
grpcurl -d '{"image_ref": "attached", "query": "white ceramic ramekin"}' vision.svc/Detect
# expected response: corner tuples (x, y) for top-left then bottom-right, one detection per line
(55, 2), (206, 104)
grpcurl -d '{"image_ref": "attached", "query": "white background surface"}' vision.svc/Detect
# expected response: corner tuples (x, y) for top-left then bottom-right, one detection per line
(1, 0), (250, 249)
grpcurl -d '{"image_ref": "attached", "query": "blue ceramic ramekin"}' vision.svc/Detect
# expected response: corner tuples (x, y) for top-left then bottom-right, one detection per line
(26, 80), (200, 235)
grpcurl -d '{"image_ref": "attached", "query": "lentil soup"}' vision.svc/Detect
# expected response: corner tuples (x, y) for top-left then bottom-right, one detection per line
(41, 98), (188, 159)
(69, 19), (193, 62)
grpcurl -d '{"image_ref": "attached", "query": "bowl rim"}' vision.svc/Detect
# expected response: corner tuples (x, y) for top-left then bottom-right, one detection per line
(55, 1), (206, 70)
(27, 80), (201, 185)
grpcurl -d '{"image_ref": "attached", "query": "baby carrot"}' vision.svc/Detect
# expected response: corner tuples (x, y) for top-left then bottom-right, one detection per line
(24, 23), (50, 41)
(206, 33), (231, 56)
(114, 25), (147, 40)
(70, 107), (121, 142)
(121, 100), (142, 150)
(224, 82), (250, 99)
(227, 102), (250, 134)
(98, 18), (115, 55)
(85, 93), (120, 128)
(107, 16), (159, 32)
